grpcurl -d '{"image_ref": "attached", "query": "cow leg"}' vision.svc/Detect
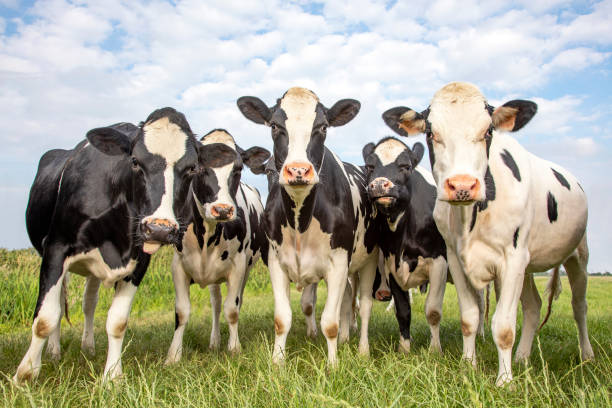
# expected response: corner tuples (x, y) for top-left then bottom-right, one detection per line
(103, 279), (138, 381)
(269, 252), (291, 364)
(564, 235), (594, 361)
(447, 250), (479, 366)
(46, 274), (67, 361)
(514, 273), (541, 363)
(166, 257), (191, 365)
(81, 275), (101, 356)
(477, 288), (486, 337)
(209, 284), (222, 350)
(389, 274), (412, 354)
(224, 262), (245, 354)
(14, 248), (66, 383)
(338, 281), (353, 344)
(425, 258), (447, 353)
(491, 251), (529, 386)
(357, 259), (376, 357)
(301, 283), (318, 338)
(349, 274), (359, 333)
(321, 254), (349, 367)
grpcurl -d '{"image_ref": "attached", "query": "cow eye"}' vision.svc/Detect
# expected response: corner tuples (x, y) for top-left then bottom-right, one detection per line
(270, 123), (277, 130)
(320, 125), (327, 133)
(131, 157), (140, 171)
(365, 165), (374, 173)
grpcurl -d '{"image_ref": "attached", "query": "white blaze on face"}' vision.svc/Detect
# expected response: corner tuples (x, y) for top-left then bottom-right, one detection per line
(280, 87), (319, 182)
(428, 82), (491, 198)
(142, 117), (188, 225)
(374, 139), (407, 166)
(200, 130), (238, 220)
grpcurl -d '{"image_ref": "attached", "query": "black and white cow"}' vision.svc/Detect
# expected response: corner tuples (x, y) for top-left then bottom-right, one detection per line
(362, 137), (448, 353)
(237, 87), (379, 365)
(15, 108), (200, 383)
(165, 129), (269, 363)
(383, 82), (593, 386)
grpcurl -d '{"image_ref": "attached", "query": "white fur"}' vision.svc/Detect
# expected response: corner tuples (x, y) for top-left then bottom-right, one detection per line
(62, 249), (137, 288)
(374, 138), (406, 166)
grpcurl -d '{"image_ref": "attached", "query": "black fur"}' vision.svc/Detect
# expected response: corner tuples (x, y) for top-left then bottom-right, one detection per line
(547, 192), (558, 223)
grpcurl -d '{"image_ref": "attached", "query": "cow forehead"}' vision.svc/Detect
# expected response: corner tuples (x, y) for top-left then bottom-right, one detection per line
(143, 117), (188, 164)
(201, 130), (236, 149)
(429, 82), (491, 135)
(374, 139), (408, 166)
(280, 87), (319, 127)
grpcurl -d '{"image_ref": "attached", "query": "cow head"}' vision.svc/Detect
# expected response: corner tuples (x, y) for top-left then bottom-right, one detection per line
(194, 129), (270, 222)
(237, 87), (360, 196)
(362, 137), (424, 228)
(86, 107), (199, 254)
(382, 82), (537, 204)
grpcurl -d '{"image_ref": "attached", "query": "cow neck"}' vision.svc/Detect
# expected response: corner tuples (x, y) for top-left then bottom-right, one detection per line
(280, 183), (316, 234)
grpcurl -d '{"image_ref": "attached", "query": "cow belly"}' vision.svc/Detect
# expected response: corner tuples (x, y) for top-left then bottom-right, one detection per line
(390, 255), (441, 290)
(178, 235), (243, 287)
(65, 249), (137, 288)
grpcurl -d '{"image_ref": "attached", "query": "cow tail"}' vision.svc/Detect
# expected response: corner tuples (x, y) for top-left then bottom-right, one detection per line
(539, 266), (562, 330)
(62, 274), (72, 326)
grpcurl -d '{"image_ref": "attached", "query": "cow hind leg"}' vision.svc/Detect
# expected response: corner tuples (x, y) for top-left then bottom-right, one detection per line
(14, 249), (66, 383)
(209, 284), (222, 351)
(514, 273), (542, 363)
(564, 235), (594, 361)
(389, 274), (412, 354)
(301, 283), (318, 339)
(338, 281), (353, 344)
(81, 275), (101, 356)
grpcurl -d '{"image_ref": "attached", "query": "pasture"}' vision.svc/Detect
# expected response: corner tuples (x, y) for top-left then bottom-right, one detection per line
(0, 247), (610, 407)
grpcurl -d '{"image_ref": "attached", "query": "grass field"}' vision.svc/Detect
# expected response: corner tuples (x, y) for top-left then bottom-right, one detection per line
(0, 247), (610, 407)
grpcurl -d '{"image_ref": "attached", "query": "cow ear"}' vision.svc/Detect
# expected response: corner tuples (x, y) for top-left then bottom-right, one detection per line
(411, 142), (425, 166)
(382, 107), (427, 137)
(362, 142), (375, 162)
(86, 127), (131, 156)
(241, 146), (271, 174)
(492, 100), (537, 132)
(237, 96), (272, 125)
(198, 143), (237, 168)
(327, 99), (361, 127)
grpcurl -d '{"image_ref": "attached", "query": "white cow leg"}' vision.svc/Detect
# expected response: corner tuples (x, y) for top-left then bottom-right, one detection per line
(447, 251), (479, 366)
(224, 265), (245, 354)
(81, 275), (101, 356)
(269, 253), (291, 364)
(357, 259), (376, 357)
(425, 258), (447, 353)
(301, 283), (318, 338)
(103, 280), (138, 381)
(166, 258), (191, 365)
(564, 236), (594, 361)
(209, 284), (222, 350)
(321, 254), (349, 367)
(14, 251), (66, 383)
(491, 252), (528, 387)
(338, 280), (353, 344)
(46, 275), (66, 361)
(514, 273), (541, 363)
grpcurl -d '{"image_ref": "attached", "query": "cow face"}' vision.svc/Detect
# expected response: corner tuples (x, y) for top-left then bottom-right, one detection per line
(237, 87), (360, 195)
(382, 82), (536, 204)
(362, 138), (424, 225)
(194, 129), (270, 222)
(86, 107), (199, 254)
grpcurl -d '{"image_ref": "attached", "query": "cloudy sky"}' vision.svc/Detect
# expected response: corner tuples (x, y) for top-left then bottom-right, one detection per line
(1, 0), (611, 271)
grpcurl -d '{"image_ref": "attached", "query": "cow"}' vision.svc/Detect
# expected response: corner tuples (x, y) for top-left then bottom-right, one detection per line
(362, 137), (448, 353)
(237, 87), (379, 365)
(382, 81), (593, 386)
(15, 108), (200, 383)
(165, 129), (270, 363)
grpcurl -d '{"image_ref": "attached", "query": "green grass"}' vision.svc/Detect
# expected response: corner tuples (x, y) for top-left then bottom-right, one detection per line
(0, 247), (611, 407)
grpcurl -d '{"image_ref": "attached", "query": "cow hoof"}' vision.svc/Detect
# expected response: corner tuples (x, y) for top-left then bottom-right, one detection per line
(429, 343), (442, 354)
(581, 348), (595, 361)
(82, 344), (96, 357)
(306, 327), (318, 339)
(495, 373), (514, 387)
(48, 350), (61, 362)
(228, 343), (241, 355)
(358, 344), (370, 358)
(398, 338), (411, 354)
(209, 338), (221, 351)
(513, 352), (530, 364)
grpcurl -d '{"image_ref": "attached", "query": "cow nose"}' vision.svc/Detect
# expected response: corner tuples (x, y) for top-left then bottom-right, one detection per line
(283, 162), (314, 185)
(211, 204), (234, 220)
(141, 218), (179, 243)
(445, 175), (480, 201)
(369, 177), (394, 197)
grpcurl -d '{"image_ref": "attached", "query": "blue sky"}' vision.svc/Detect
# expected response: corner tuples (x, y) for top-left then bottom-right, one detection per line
(1, 0), (611, 271)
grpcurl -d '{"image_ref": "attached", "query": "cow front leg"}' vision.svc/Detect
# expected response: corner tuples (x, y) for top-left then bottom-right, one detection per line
(388, 274), (412, 354)
(357, 258), (376, 356)
(447, 250), (480, 366)
(103, 279), (138, 381)
(425, 257), (447, 353)
(491, 251), (529, 386)
(514, 273), (541, 363)
(166, 257), (191, 365)
(301, 283), (318, 338)
(224, 262), (246, 354)
(321, 254), (349, 367)
(338, 281), (353, 344)
(209, 284), (222, 350)
(269, 253), (291, 364)
(14, 248), (66, 383)
(81, 275), (101, 356)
